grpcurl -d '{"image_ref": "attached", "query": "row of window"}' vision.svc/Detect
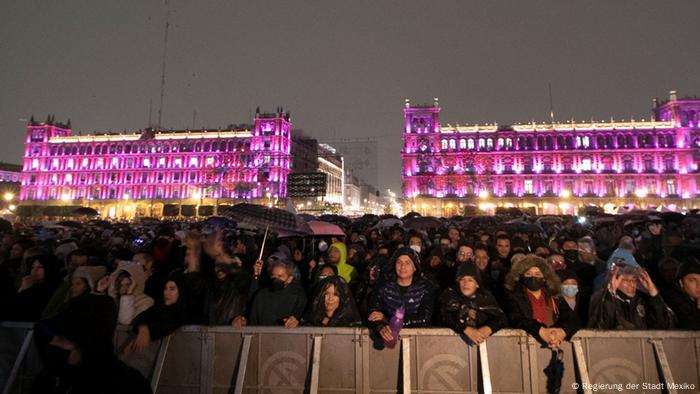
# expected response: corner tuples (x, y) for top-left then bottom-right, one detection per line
(30, 154), (290, 171)
(434, 134), (677, 152)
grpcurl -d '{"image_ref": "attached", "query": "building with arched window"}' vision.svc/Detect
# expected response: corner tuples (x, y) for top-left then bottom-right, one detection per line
(402, 93), (700, 216)
(20, 110), (292, 218)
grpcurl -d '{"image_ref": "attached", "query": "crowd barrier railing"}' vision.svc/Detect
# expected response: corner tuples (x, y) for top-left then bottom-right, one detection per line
(2, 322), (699, 394)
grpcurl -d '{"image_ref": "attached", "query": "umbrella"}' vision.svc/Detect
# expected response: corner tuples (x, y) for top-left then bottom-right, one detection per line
(56, 220), (83, 228)
(498, 220), (543, 234)
(402, 211), (422, 220)
(657, 211), (685, 223)
(379, 214), (399, 220)
(72, 207), (99, 216)
(221, 203), (310, 235)
(0, 218), (12, 233)
(373, 218), (403, 229)
(307, 220), (346, 236)
(404, 216), (444, 231)
(203, 216), (236, 229)
(297, 213), (317, 222)
(318, 214), (352, 226)
(544, 349), (564, 394)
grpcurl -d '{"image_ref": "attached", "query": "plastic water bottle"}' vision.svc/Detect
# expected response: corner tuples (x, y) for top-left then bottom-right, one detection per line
(384, 306), (405, 349)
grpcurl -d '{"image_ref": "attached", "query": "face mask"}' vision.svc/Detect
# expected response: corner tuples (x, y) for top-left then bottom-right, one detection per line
(521, 276), (545, 291)
(270, 278), (286, 292)
(561, 284), (579, 298)
(318, 275), (328, 281)
(564, 250), (579, 262)
(318, 241), (328, 253)
(410, 245), (422, 254)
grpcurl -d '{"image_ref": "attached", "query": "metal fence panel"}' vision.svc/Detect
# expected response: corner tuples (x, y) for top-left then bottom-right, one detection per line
(155, 327), (206, 394)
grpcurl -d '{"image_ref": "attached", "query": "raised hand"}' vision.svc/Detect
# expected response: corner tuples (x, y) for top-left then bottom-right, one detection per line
(639, 270), (659, 297)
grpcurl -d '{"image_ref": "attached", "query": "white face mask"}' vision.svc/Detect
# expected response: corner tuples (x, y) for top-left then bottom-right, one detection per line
(561, 284), (579, 298)
(410, 245), (422, 254)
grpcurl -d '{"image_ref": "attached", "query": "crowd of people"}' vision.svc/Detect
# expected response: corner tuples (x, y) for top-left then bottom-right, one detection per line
(1, 212), (699, 391)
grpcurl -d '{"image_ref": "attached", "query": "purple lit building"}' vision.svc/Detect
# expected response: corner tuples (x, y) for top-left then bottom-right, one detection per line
(20, 109), (291, 217)
(402, 92), (700, 216)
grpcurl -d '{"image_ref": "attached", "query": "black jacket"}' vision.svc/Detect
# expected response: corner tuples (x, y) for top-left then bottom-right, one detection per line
(368, 277), (435, 330)
(588, 287), (673, 330)
(303, 276), (362, 327)
(248, 282), (307, 326)
(504, 286), (580, 345)
(439, 286), (507, 334)
(663, 286), (700, 330)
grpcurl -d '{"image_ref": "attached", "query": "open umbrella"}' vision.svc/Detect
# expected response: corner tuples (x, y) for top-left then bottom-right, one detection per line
(56, 220), (83, 228)
(498, 220), (543, 234)
(297, 213), (317, 222)
(0, 218), (12, 233)
(404, 216), (444, 231)
(308, 220), (346, 237)
(373, 218), (403, 229)
(72, 207), (99, 216)
(221, 203), (310, 235)
(402, 211), (422, 220)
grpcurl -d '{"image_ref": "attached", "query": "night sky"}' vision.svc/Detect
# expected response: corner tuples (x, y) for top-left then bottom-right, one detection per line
(2, 1), (699, 192)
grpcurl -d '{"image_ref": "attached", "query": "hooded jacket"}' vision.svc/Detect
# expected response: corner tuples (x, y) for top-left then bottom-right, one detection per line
(503, 255), (580, 344)
(329, 242), (358, 284)
(108, 262), (154, 325)
(131, 275), (188, 340)
(368, 247), (436, 330)
(588, 286), (673, 330)
(303, 276), (362, 327)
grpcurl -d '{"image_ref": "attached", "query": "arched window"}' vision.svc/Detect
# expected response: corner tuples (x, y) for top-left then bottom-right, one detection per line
(86, 146), (92, 155)
(204, 142), (210, 151)
(441, 139), (448, 150)
(486, 138), (493, 149)
(102, 145), (108, 154)
(626, 135), (634, 148)
(195, 142), (202, 152)
(468, 139), (475, 149)
(449, 139), (456, 150)
(459, 139), (466, 149)
(125, 144), (131, 154)
(498, 138), (504, 148)
(506, 138), (513, 149)
(478, 138), (485, 149)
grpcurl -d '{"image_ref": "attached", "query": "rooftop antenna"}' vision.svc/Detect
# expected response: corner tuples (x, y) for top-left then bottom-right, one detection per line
(148, 98), (153, 128)
(156, 0), (171, 130)
(548, 82), (555, 125)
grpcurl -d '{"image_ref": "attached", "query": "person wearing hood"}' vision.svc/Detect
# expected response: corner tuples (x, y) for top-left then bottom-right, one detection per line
(439, 263), (507, 345)
(107, 262), (155, 325)
(368, 247), (436, 345)
(557, 269), (590, 327)
(421, 244), (452, 292)
(327, 242), (358, 284)
(247, 259), (307, 327)
(592, 247), (641, 290)
(124, 276), (188, 356)
(8, 254), (62, 321)
(560, 238), (596, 293)
(588, 264), (673, 330)
(303, 276), (362, 327)
(662, 257), (700, 329)
(209, 254), (251, 327)
(41, 249), (90, 319)
(503, 255), (579, 348)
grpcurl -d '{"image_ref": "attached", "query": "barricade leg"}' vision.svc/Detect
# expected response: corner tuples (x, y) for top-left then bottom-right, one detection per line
(2, 329), (33, 394)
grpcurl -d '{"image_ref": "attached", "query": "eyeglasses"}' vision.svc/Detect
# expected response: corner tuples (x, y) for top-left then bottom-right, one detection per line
(458, 252), (473, 257)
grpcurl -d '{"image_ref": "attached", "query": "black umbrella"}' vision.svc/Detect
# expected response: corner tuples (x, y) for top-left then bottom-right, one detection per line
(402, 211), (422, 220)
(221, 203), (310, 235)
(498, 220), (543, 234)
(404, 216), (444, 231)
(0, 218), (12, 233)
(57, 220), (83, 228)
(72, 207), (99, 216)
(658, 211), (685, 223)
(544, 349), (564, 394)
(203, 216), (237, 229)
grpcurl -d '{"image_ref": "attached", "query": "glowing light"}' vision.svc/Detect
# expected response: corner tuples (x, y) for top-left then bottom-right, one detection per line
(3, 192), (13, 201)
(60, 193), (71, 201)
(635, 188), (648, 198)
(478, 190), (489, 199)
(122, 193), (130, 200)
(192, 190), (202, 200)
(559, 190), (571, 199)
(8, 204), (16, 211)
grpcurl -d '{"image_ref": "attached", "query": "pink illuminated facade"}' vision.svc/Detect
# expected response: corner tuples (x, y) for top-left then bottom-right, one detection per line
(20, 110), (292, 217)
(402, 93), (700, 216)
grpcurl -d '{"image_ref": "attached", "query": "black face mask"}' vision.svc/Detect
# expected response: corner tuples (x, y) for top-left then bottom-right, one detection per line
(563, 250), (579, 262)
(270, 278), (286, 292)
(522, 276), (545, 291)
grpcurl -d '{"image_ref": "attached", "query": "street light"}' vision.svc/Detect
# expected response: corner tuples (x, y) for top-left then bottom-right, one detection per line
(3, 192), (13, 202)
(478, 190), (489, 199)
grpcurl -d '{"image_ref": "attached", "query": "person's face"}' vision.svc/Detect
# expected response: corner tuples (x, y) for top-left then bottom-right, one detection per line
(133, 253), (153, 273)
(535, 246), (550, 258)
(618, 274), (638, 298)
(474, 250), (489, 271)
(440, 239), (450, 249)
(480, 234), (490, 244)
(395, 255), (416, 281)
(523, 266), (544, 278)
(579, 250), (594, 264)
(271, 265), (292, 286)
(319, 266), (336, 278)
(458, 276), (479, 297)
(409, 237), (422, 248)
(163, 281), (180, 306)
(70, 276), (89, 298)
(448, 228), (459, 242)
(378, 247), (389, 256)
(456, 246), (474, 263)
(562, 278), (578, 287)
(496, 239), (511, 257)
(328, 247), (341, 264)
(68, 254), (88, 272)
(350, 233), (359, 242)
(370, 231), (378, 240)
(660, 262), (680, 284)
(681, 273), (700, 299)
(10, 244), (24, 259)
(119, 276), (132, 295)
(234, 240), (246, 254)
(347, 248), (357, 260)
(30, 260), (45, 283)
(323, 284), (340, 315)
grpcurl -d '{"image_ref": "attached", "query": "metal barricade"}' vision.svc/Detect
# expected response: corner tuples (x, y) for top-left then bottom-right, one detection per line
(2, 322), (699, 394)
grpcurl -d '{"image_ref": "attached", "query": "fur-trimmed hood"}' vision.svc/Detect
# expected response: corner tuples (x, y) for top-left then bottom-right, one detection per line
(504, 254), (561, 294)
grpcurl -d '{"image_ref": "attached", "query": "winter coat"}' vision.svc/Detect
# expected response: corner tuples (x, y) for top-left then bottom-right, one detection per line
(330, 242), (358, 284)
(207, 266), (251, 325)
(108, 263), (155, 325)
(248, 281), (307, 326)
(439, 286), (507, 334)
(663, 286), (700, 330)
(303, 276), (362, 327)
(588, 287), (673, 330)
(131, 300), (188, 341)
(504, 286), (580, 344)
(42, 265), (108, 319)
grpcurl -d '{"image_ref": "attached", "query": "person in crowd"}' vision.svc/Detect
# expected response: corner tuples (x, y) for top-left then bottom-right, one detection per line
(503, 255), (579, 348)
(42, 249), (91, 318)
(662, 257), (700, 329)
(368, 247), (435, 346)
(557, 269), (589, 327)
(124, 278), (188, 355)
(439, 263), (507, 345)
(656, 257), (681, 293)
(447, 226), (461, 250)
(327, 242), (358, 284)
(421, 245), (452, 291)
(561, 238), (596, 292)
(577, 236), (604, 273)
(9, 254), (62, 321)
(209, 254), (250, 327)
(491, 235), (512, 281)
(303, 276), (362, 327)
(588, 265), (673, 329)
(455, 243), (475, 265)
(473, 244), (494, 291)
(168, 233), (209, 324)
(107, 262), (155, 325)
(34, 289), (151, 393)
(247, 259), (307, 327)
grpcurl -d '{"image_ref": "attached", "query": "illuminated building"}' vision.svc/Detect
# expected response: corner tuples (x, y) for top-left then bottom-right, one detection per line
(20, 110), (292, 217)
(402, 92), (700, 216)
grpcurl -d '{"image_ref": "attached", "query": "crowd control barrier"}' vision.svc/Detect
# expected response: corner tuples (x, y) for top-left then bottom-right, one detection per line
(2, 322), (699, 393)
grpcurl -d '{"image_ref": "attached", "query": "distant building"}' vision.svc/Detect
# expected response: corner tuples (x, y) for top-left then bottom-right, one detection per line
(290, 130), (319, 173)
(317, 143), (345, 207)
(20, 110), (292, 218)
(402, 93), (700, 216)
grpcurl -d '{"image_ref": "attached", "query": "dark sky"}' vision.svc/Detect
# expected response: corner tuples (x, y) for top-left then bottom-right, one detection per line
(2, 1), (699, 192)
